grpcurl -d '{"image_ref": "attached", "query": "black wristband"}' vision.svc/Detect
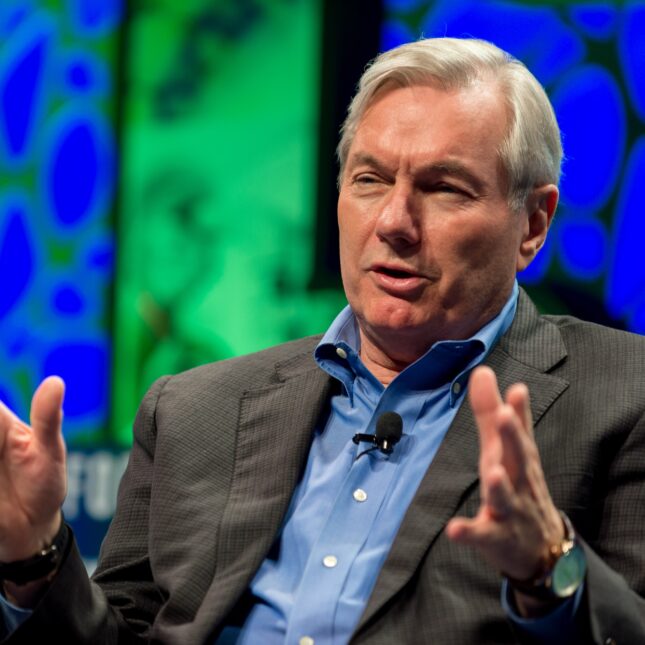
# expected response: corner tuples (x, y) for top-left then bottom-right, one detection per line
(0, 520), (68, 586)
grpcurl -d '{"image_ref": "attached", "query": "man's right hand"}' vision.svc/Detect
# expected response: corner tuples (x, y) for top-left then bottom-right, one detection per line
(0, 377), (67, 564)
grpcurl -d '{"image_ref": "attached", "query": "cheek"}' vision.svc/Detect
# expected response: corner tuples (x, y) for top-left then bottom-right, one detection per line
(429, 225), (485, 267)
(338, 210), (372, 263)
(430, 220), (519, 282)
(338, 224), (357, 272)
(337, 218), (363, 293)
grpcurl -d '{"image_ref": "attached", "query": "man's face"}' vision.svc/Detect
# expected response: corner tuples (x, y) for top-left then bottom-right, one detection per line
(338, 82), (536, 362)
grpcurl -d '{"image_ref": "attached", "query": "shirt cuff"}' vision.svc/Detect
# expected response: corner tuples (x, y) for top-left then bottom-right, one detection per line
(501, 578), (584, 642)
(0, 591), (33, 636)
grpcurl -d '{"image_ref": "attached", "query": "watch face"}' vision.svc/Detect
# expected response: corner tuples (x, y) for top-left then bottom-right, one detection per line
(552, 543), (587, 597)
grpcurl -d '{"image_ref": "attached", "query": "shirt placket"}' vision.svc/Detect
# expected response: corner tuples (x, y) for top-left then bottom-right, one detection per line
(285, 444), (400, 645)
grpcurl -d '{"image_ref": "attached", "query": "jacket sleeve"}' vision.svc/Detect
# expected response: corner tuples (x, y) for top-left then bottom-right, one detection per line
(581, 408), (645, 643)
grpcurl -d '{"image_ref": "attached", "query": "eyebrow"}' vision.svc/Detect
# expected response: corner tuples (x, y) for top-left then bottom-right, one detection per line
(347, 153), (486, 192)
(427, 161), (486, 192)
(346, 153), (393, 178)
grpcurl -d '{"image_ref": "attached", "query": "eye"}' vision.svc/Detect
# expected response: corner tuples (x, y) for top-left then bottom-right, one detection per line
(431, 183), (477, 200)
(436, 183), (460, 194)
(354, 173), (380, 185)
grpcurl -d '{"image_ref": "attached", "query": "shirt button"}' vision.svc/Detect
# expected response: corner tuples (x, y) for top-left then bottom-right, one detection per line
(353, 488), (367, 502)
(335, 347), (348, 359)
(300, 637), (315, 645)
(452, 382), (462, 395)
(323, 555), (338, 568)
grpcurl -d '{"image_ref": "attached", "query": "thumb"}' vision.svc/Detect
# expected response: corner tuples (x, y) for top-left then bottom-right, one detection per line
(30, 376), (65, 449)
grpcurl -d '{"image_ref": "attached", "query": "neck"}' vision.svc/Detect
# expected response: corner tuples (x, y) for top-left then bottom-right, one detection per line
(359, 329), (423, 386)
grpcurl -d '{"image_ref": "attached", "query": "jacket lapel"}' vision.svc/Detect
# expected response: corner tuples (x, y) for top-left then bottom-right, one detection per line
(195, 352), (333, 634)
(356, 290), (570, 632)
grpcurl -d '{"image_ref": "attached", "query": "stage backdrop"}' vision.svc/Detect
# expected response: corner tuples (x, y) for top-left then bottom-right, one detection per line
(0, 0), (643, 565)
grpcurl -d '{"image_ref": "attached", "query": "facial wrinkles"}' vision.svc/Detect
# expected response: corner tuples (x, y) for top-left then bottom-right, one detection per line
(350, 143), (496, 211)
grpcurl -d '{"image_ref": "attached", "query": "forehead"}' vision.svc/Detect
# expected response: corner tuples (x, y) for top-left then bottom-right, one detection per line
(348, 81), (509, 171)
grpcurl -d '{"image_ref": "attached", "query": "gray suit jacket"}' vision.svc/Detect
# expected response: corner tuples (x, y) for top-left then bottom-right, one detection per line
(5, 291), (645, 643)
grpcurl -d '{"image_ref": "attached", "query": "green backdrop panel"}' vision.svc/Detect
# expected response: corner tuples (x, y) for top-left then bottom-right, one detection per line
(112, 0), (345, 443)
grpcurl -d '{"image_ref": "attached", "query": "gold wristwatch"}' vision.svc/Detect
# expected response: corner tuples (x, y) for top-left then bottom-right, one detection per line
(509, 511), (587, 600)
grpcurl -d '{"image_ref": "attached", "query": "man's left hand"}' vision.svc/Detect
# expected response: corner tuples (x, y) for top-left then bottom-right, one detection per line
(446, 366), (564, 597)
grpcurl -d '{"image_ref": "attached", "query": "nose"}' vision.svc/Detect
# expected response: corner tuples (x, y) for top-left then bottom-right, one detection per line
(375, 183), (421, 248)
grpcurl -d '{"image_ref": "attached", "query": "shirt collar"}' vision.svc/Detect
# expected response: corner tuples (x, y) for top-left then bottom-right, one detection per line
(315, 281), (519, 406)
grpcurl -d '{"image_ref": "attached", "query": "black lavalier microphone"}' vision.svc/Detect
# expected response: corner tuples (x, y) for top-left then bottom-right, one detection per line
(353, 412), (403, 459)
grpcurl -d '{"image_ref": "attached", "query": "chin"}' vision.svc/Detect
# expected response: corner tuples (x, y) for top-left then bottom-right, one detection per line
(363, 307), (433, 339)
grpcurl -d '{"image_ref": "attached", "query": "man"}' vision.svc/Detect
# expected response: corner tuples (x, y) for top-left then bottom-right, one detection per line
(0, 38), (643, 643)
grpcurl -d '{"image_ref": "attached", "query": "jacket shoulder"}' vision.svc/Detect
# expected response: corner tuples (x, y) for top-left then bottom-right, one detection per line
(160, 335), (323, 398)
(544, 313), (645, 354)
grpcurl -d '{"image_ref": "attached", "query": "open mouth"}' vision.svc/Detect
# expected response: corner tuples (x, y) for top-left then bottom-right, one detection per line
(377, 266), (418, 279)
(371, 265), (426, 294)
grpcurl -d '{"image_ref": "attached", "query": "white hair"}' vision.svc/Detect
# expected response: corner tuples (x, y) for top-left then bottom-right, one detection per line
(337, 38), (562, 213)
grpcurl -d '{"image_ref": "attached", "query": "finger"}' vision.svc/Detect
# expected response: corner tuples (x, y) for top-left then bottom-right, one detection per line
(448, 465), (514, 547)
(505, 382), (534, 438)
(30, 377), (65, 450)
(485, 462), (516, 520)
(445, 515), (479, 542)
(496, 406), (530, 487)
(450, 464), (514, 537)
(468, 366), (503, 418)
(446, 513), (500, 547)
(469, 366), (504, 470)
(0, 396), (30, 448)
(0, 398), (18, 429)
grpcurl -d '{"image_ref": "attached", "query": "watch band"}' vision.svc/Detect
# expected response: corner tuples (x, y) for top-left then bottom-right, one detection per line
(508, 511), (586, 600)
(0, 520), (68, 586)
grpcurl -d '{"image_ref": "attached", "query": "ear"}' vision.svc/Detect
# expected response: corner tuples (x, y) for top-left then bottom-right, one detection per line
(516, 184), (559, 272)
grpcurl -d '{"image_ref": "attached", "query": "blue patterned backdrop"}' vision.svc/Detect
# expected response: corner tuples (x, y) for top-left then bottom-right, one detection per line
(0, 0), (119, 435)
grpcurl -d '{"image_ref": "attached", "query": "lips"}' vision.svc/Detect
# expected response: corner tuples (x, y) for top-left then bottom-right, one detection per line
(371, 262), (422, 278)
(369, 263), (427, 296)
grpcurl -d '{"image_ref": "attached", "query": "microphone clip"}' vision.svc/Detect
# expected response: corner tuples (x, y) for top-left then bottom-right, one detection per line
(352, 432), (396, 456)
(353, 412), (403, 460)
